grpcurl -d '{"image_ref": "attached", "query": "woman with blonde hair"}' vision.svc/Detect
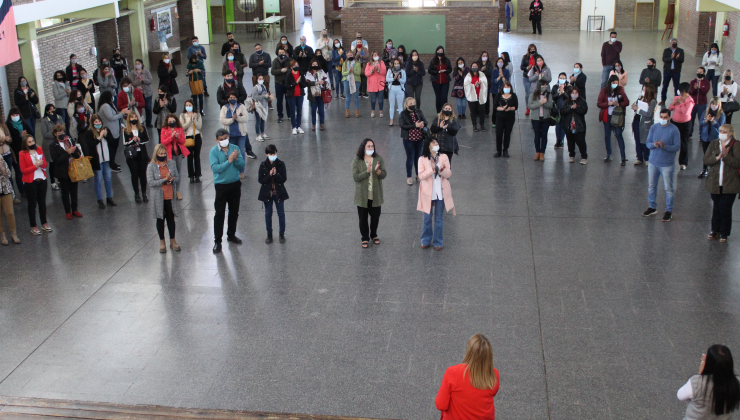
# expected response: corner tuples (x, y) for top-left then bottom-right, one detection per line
(436, 334), (500, 420)
(147, 143), (180, 253)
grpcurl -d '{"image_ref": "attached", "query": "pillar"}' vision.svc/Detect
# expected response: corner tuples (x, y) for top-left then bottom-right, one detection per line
(123, 0), (149, 68)
(15, 22), (44, 106)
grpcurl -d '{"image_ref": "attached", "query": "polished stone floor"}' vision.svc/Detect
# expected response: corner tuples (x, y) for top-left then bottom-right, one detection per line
(1, 21), (739, 420)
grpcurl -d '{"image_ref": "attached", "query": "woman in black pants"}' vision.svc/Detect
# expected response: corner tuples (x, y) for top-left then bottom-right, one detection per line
(122, 112), (150, 204)
(428, 46), (452, 113)
(179, 99), (202, 183)
(48, 124), (82, 219)
(559, 85), (589, 164)
(493, 81), (518, 158)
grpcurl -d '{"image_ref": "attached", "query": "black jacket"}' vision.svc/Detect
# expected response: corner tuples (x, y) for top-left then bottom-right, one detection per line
(571, 72), (587, 100)
(276, 42), (294, 58)
(249, 52), (272, 76)
(405, 59), (426, 86)
(559, 97), (588, 133)
(399, 109), (428, 140)
(258, 158), (288, 201)
(48, 135), (81, 180)
(639, 68), (662, 91)
(221, 40), (236, 56)
(431, 117), (460, 155)
(157, 61), (179, 95)
(284, 72), (307, 97)
(293, 45), (314, 73)
(65, 64), (87, 87)
(123, 128), (151, 160)
(110, 55), (128, 79)
(529, 0), (543, 21)
(492, 92), (519, 121)
(77, 79), (97, 110)
(14, 87), (39, 119)
(82, 128), (114, 171)
(662, 47), (685, 73)
(428, 57), (452, 83)
(7, 119), (31, 157)
(217, 81), (248, 106)
(520, 53), (537, 72)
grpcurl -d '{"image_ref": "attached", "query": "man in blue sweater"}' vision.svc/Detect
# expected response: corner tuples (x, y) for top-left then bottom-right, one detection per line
(187, 36), (209, 96)
(210, 129), (245, 253)
(644, 108), (681, 221)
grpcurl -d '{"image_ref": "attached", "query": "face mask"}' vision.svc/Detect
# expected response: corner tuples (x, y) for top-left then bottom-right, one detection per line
(711, 105), (719, 111)
(697, 73), (704, 79)
(225, 78), (233, 84)
(219, 139), (230, 148)
(82, 75), (88, 79)
(258, 80), (264, 85)
(611, 83), (618, 89)
(335, 43), (340, 48)
(610, 37), (616, 43)
(256, 50), (263, 55)
(114, 53), (121, 58)
(135, 64), (142, 70)
(615, 66), (621, 71)
(726, 76), (732, 81)
(292, 67), (300, 71)
(348, 57), (355, 61)
(365, 149), (374, 156)
(720, 133), (729, 141)
(541, 86), (547, 92)
(571, 94), (578, 100)
(672, 43), (677, 49)
(229, 99), (237, 105)
(157, 155), (166, 161)
(387, 44), (392, 48)
(168, 121), (176, 128)
(21, 81), (27, 87)
(78, 107), (85, 113)
(164, 59), (170, 64)
(394, 65), (400, 70)
(71, 59), (77, 64)
(94, 124), (102, 129)
(279, 54), (286, 59)
(10, 116), (19, 122)
(28, 143), (36, 150)
(497, 62), (504, 68)
(130, 119), (138, 124)
(412, 56), (418, 61)
(437, 52), (443, 57)
(159, 93), (165, 99)
(301, 41), (306, 46)
(193, 42), (199, 47)
(268, 155), (277, 162)
(373, 56), (379, 61)
(558, 79), (566, 84)
(281, 40), (287, 44)
(659, 119), (668, 126)
(482, 57), (488, 62)
(443, 110), (452, 116)
(57, 78), (64, 81)
(647, 64), (655, 70)
(57, 134), (65, 140)
(530, 50), (535, 55)
(503, 88), (511, 94)
(573, 68), (580, 74)
(229, 39), (234, 43)
(458, 64), (464, 69)
(186, 106), (193, 112)
(228, 56), (234, 61)
(104, 70), (110, 75)
(408, 105), (416, 111)
(431, 145), (440, 152)
(191, 59), (198, 64)
(312, 66), (319, 70)
(471, 68), (478, 73)
(711, 50), (717, 54)
(123, 86), (130, 93)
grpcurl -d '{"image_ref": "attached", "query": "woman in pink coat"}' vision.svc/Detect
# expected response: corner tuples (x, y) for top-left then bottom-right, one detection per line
(418, 137), (455, 250)
(365, 51), (387, 118)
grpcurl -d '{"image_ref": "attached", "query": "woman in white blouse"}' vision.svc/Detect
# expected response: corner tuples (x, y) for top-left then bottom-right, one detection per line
(719, 70), (738, 125)
(179, 99), (203, 184)
(702, 43), (723, 97)
(678, 344), (740, 419)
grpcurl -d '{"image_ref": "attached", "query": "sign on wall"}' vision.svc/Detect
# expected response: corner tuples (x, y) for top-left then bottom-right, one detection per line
(0, 0), (21, 67)
(157, 9), (173, 39)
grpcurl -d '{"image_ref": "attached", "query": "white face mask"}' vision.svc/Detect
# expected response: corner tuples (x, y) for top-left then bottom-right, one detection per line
(610, 37), (616, 43)
(258, 80), (264, 85)
(123, 86), (130, 93)
(482, 57), (488, 62)
(720, 133), (729, 141)
(365, 149), (374, 156)
(135, 64), (142, 70)
(387, 44), (392, 48)
(186, 106), (193, 112)
(219, 139), (230, 148)
(558, 79), (566, 84)
(659, 119), (669, 126)
(497, 62), (503, 68)
(335, 43), (340, 48)
(432, 145), (440, 152)
(373, 56), (379, 61)
(164, 59), (170, 64)
(711, 105), (719, 111)
(458, 64), (464, 69)
(77, 107), (85, 113)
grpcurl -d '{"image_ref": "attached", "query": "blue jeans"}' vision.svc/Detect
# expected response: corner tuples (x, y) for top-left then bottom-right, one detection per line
(456, 97), (467, 116)
(333, 69), (344, 95)
(94, 161), (113, 200)
(370, 91), (384, 111)
(310, 97), (325, 125)
(255, 114), (265, 135)
(287, 96), (304, 129)
(421, 199), (444, 247)
(506, 17), (511, 31)
(661, 71), (681, 102)
(264, 196), (285, 235)
(690, 103), (707, 138)
(648, 162), (675, 212)
(403, 139), (424, 178)
(554, 123), (565, 145)
(601, 65), (614, 89)
(274, 83), (286, 118)
(532, 119), (550, 153)
(707, 69), (719, 97)
(632, 116), (650, 162)
(344, 81), (361, 109)
(522, 76), (531, 106)
(144, 96), (153, 125)
(432, 82), (449, 113)
(388, 85), (404, 117)
(229, 135), (251, 173)
(603, 121), (626, 159)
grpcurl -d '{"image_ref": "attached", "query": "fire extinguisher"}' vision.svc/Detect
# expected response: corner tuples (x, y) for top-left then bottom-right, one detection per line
(723, 20), (730, 37)
(150, 18), (156, 31)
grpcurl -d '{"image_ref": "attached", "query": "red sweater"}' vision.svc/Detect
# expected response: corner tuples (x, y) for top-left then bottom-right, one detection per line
(160, 127), (190, 159)
(19, 148), (48, 183)
(435, 364), (500, 420)
(117, 88), (146, 116)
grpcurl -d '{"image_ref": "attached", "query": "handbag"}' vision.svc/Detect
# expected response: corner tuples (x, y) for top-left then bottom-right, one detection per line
(124, 145), (139, 159)
(185, 136), (195, 148)
(724, 100), (739, 114)
(321, 88), (332, 104)
(189, 73), (204, 96)
(68, 156), (94, 182)
(452, 86), (465, 98)
(610, 106), (625, 128)
(30, 103), (41, 120)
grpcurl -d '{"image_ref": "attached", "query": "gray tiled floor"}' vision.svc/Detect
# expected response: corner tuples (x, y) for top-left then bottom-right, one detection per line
(1, 20), (738, 420)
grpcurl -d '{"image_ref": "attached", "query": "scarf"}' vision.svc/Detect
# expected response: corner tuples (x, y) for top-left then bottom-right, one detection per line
(47, 113), (58, 124)
(10, 119), (23, 133)
(347, 64), (356, 94)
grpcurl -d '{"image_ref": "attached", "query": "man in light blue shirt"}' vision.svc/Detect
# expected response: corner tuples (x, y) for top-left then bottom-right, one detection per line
(187, 36), (210, 96)
(644, 108), (681, 221)
(210, 129), (245, 253)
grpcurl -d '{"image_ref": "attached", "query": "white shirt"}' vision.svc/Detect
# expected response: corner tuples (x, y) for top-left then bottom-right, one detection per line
(720, 82), (737, 102)
(432, 156), (443, 200)
(677, 379), (693, 401)
(702, 51), (723, 71)
(30, 151), (46, 180)
(608, 94), (617, 115)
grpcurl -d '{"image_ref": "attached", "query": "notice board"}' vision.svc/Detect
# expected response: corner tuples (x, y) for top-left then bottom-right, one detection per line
(383, 15), (445, 55)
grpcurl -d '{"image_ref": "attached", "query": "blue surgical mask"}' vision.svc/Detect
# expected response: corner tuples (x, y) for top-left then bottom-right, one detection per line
(573, 68), (580, 74)
(185, 106), (193, 112)
(611, 83), (618, 89)
(94, 124), (102, 129)
(558, 79), (566, 84)
(229, 99), (237, 105)
(659, 119), (668, 126)
(10, 116), (20, 122)
(192, 41), (199, 47)
(503, 88), (511, 94)
(268, 155), (277, 162)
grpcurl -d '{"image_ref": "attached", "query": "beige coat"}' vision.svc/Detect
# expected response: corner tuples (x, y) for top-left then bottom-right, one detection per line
(219, 103), (249, 136)
(417, 153), (455, 215)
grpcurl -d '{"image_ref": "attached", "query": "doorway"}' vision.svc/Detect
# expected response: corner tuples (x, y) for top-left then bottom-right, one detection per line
(580, 0), (615, 31)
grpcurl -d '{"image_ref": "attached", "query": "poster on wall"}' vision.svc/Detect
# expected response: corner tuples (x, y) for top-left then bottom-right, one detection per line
(157, 9), (173, 39)
(0, 0), (21, 67)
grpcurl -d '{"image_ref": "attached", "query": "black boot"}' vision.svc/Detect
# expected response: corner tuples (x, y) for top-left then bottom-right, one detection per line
(98, 200), (106, 209)
(279, 234), (285, 243)
(106, 198), (117, 206)
(265, 234), (273, 244)
(142, 194), (149, 203)
(189, 177), (194, 184)
(135, 194), (142, 204)
(195, 176), (201, 183)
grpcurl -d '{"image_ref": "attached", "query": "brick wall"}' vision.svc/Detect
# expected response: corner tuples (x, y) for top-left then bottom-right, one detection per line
(676, 0), (714, 57)
(145, 2), (181, 52)
(325, 0), (340, 23)
(117, 16), (134, 60)
(517, 0), (578, 32)
(722, 12), (740, 81)
(178, 0), (195, 52)
(37, 25), (98, 105)
(94, 19), (119, 65)
(280, 0), (295, 35)
(341, 4), (498, 65)
(6, 61), (25, 110)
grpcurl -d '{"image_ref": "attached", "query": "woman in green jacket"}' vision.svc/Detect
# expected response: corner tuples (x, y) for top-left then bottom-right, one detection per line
(342, 50), (363, 118)
(703, 124), (740, 242)
(352, 138), (386, 248)
(186, 55), (205, 114)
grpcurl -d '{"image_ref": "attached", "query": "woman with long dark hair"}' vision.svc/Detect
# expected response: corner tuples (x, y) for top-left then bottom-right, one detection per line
(703, 124), (739, 242)
(520, 45), (539, 113)
(14, 76), (39, 138)
(559, 85), (588, 164)
(597, 74), (630, 165)
(493, 80), (518, 158)
(528, 79), (554, 161)
(428, 46), (452, 113)
(631, 84), (657, 166)
(678, 344), (740, 418)
(352, 138), (386, 249)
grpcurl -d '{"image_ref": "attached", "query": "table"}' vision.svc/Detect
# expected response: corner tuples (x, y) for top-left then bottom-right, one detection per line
(227, 16), (285, 40)
(262, 16), (286, 40)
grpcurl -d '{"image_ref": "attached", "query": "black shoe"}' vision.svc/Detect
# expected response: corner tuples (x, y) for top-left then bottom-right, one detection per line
(213, 242), (222, 253)
(265, 234), (273, 244)
(473, 126), (479, 132)
(195, 177), (201, 183)
(277, 118), (284, 123)
(479, 126), (486, 132)
(621, 158), (627, 166)
(604, 156), (612, 162)
(247, 153), (257, 159)
(227, 235), (242, 244)
(279, 234), (285, 243)
(135, 194), (142, 204)
(98, 200), (106, 209)
(662, 211), (672, 222)
(698, 170), (707, 178)
(204, 91), (210, 97)
(146, 123), (153, 128)
(111, 166), (122, 173)
(142, 194), (149, 203)
(493, 151), (502, 158)
(189, 177), (194, 184)
(554, 143), (564, 149)
(106, 198), (117, 206)
(503, 150), (510, 158)
(643, 207), (657, 217)
(461, 114), (466, 119)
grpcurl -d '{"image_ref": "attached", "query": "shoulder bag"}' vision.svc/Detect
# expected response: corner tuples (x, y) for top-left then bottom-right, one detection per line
(68, 156), (94, 182)
(610, 106), (625, 128)
(724, 100), (739, 114)
(189, 71), (204, 96)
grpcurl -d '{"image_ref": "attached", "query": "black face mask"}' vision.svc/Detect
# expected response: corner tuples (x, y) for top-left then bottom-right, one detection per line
(28, 144), (36, 150)
(130, 120), (138, 124)
(437, 52), (444, 57)
(647, 64), (655, 70)
(56, 134), (65, 140)
(672, 43), (677, 49)
(225, 79), (233, 84)
(348, 57), (355, 61)
(293, 67), (300, 71)
(697, 73), (705, 79)
(471, 68), (479, 73)
(530, 50), (536, 55)
(408, 105), (416, 111)
(114, 54), (121, 58)
(443, 110), (452, 116)
(157, 155), (166, 162)
(159, 93), (165, 99)
(279, 54), (286, 59)
(726, 76), (733, 81)
(56, 78), (64, 81)
(228, 39), (234, 43)
(311, 66), (319, 70)
(168, 121), (176, 128)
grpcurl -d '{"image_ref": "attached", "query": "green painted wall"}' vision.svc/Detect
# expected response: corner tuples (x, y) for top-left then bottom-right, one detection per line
(511, 0), (518, 30)
(225, 0), (235, 27)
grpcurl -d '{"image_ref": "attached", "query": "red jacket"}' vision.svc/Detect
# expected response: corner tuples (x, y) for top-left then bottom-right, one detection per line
(689, 78), (711, 106)
(597, 86), (629, 123)
(436, 364), (500, 420)
(19, 148), (48, 183)
(117, 88), (146, 116)
(160, 127), (190, 160)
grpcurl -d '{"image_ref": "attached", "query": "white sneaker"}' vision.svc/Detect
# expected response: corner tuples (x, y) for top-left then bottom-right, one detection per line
(296, 127), (305, 134)
(680, 164), (687, 170)
(580, 159), (587, 165)
(50, 182), (60, 190)
(256, 135), (264, 142)
(262, 133), (270, 140)
(292, 128), (297, 135)
(569, 157), (574, 163)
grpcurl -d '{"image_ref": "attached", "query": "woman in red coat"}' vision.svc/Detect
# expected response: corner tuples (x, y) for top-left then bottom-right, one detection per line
(159, 114), (189, 200)
(597, 74), (630, 165)
(18, 134), (52, 235)
(436, 334), (500, 420)
(116, 77), (146, 117)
